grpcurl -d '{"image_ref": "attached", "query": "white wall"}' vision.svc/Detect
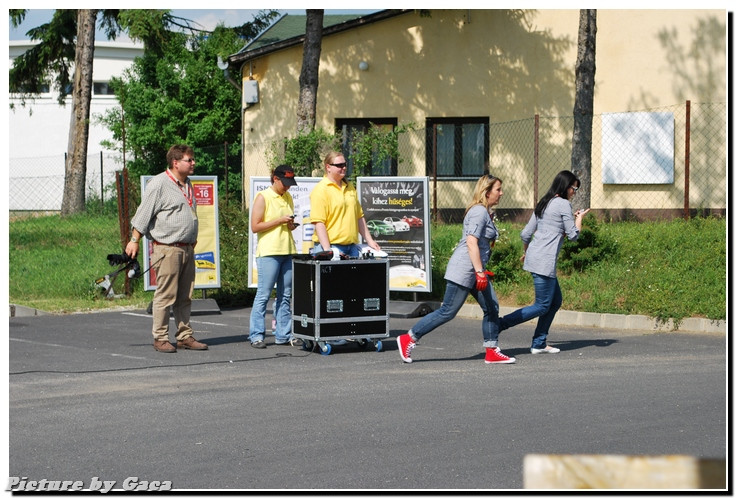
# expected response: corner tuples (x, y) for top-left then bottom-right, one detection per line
(9, 41), (143, 210)
(9, 40), (143, 161)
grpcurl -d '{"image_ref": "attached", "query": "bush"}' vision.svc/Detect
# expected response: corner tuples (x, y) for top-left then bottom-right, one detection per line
(268, 128), (340, 176)
(489, 222), (526, 283)
(8, 208), (725, 325)
(427, 220), (526, 300)
(558, 213), (619, 273)
(425, 223), (461, 300)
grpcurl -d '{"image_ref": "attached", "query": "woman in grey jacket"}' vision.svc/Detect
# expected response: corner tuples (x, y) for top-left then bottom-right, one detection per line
(396, 174), (516, 365)
(499, 170), (590, 354)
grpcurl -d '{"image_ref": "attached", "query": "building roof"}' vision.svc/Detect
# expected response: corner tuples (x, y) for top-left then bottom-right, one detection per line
(228, 10), (409, 65)
(243, 13), (365, 52)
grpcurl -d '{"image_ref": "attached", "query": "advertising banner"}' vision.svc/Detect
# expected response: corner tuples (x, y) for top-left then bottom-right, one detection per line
(357, 177), (432, 293)
(248, 176), (432, 293)
(141, 175), (221, 290)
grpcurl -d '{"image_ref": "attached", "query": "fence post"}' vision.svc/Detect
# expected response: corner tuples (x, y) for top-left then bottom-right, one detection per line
(684, 100), (691, 220)
(534, 114), (540, 206)
(432, 125), (440, 222)
(224, 141), (229, 208)
(100, 151), (104, 209)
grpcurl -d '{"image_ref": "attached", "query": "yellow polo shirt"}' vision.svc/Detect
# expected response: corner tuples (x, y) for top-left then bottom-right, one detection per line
(254, 188), (297, 257)
(309, 176), (364, 245)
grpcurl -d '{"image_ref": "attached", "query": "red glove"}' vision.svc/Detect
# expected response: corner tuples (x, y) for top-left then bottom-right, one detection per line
(484, 270), (495, 280)
(475, 271), (488, 291)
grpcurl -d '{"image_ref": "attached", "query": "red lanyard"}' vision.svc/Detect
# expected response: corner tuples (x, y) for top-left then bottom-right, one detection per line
(166, 170), (193, 208)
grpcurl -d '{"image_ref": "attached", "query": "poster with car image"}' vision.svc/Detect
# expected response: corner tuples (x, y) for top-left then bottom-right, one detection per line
(357, 177), (432, 292)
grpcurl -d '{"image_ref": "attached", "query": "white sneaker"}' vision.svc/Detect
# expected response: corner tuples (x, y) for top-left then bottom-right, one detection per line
(531, 345), (560, 354)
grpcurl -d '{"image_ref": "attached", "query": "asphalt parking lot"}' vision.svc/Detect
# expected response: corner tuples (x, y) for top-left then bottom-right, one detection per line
(8, 306), (728, 491)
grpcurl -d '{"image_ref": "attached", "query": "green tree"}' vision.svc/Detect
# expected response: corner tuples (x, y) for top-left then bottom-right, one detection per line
(99, 13), (278, 201)
(99, 28), (242, 178)
(10, 9), (120, 216)
(9, 9), (278, 212)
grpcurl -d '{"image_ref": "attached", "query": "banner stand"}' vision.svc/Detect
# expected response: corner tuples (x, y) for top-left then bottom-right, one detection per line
(389, 300), (440, 318)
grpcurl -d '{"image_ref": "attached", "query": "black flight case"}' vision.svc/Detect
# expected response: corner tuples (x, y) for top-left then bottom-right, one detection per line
(291, 258), (390, 355)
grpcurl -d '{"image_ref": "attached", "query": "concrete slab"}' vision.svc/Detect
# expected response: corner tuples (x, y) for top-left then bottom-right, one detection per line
(9, 304), (48, 317)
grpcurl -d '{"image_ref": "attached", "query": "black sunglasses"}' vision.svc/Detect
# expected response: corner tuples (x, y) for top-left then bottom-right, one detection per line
(330, 162), (347, 168)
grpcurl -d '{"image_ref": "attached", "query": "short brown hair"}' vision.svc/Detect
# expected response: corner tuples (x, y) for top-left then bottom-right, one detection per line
(166, 144), (194, 168)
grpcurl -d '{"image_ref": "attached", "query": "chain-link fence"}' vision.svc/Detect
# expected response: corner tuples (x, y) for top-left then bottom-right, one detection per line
(235, 101), (725, 224)
(8, 101), (726, 308)
(9, 152), (124, 214)
(9, 101), (726, 229)
(422, 101), (725, 223)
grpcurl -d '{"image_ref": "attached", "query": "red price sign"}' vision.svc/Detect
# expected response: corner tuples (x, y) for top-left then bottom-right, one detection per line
(193, 183), (214, 205)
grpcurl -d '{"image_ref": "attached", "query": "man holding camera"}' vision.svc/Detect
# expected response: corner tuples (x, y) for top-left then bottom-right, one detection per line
(125, 144), (208, 353)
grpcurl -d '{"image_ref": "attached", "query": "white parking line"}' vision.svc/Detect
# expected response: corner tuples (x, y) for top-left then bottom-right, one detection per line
(9, 338), (147, 360)
(121, 312), (230, 327)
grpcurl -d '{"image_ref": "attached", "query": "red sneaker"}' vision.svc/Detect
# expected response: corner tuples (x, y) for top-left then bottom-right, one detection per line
(485, 347), (516, 364)
(397, 333), (416, 363)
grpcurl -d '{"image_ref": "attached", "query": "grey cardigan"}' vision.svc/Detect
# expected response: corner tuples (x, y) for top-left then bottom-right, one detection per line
(521, 196), (579, 278)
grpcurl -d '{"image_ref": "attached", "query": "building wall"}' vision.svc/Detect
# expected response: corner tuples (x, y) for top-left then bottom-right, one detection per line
(9, 41), (143, 163)
(239, 9), (727, 213)
(9, 41), (143, 211)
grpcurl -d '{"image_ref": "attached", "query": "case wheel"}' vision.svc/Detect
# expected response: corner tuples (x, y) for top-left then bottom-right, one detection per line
(318, 342), (332, 355)
(374, 340), (383, 352)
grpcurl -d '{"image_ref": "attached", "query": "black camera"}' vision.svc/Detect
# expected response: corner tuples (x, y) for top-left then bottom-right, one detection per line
(107, 253), (141, 278)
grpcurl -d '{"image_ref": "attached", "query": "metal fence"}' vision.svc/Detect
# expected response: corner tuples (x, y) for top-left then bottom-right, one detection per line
(8, 101), (727, 306)
(434, 100), (726, 222)
(237, 101), (726, 223)
(8, 101), (727, 224)
(9, 152), (123, 213)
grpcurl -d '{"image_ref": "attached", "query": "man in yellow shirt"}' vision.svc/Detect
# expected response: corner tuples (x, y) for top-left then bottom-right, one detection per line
(310, 151), (381, 258)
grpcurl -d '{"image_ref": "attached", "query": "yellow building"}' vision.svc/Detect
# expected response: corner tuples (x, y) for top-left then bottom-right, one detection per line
(227, 9), (727, 221)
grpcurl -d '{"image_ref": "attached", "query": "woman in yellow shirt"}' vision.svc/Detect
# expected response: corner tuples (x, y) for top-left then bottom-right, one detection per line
(249, 165), (301, 348)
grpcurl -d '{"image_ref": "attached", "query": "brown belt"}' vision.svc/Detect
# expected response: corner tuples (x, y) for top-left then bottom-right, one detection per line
(153, 241), (192, 247)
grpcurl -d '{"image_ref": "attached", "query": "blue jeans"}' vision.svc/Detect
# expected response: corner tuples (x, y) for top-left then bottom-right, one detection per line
(499, 272), (562, 349)
(410, 279), (500, 348)
(312, 243), (361, 258)
(249, 255), (293, 344)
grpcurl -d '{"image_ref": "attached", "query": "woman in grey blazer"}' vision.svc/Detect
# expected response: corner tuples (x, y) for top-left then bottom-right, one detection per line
(499, 170), (590, 354)
(396, 174), (516, 365)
